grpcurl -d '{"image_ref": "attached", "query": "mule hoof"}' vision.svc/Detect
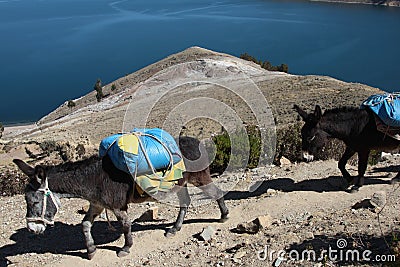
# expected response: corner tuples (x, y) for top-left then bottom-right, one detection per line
(219, 215), (229, 223)
(117, 250), (130, 258)
(340, 183), (349, 191)
(341, 177), (356, 191)
(87, 249), (97, 260)
(165, 228), (177, 238)
(349, 185), (360, 193)
(391, 177), (400, 184)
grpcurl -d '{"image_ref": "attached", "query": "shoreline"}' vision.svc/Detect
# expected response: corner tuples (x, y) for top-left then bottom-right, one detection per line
(3, 121), (37, 127)
(1, 123), (37, 141)
(310, 0), (400, 7)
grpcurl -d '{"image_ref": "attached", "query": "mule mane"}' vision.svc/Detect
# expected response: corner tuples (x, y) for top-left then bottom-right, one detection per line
(48, 155), (100, 173)
(322, 106), (367, 122)
(44, 155), (103, 196)
(42, 155), (119, 200)
(323, 106), (360, 116)
(321, 106), (369, 137)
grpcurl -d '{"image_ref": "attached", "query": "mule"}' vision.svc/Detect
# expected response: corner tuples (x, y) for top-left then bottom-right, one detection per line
(294, 104), (400, 190)
(13, 136), (229, 259)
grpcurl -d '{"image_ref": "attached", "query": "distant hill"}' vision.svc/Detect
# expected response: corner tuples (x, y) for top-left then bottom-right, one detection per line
(2, 46), (382, 142)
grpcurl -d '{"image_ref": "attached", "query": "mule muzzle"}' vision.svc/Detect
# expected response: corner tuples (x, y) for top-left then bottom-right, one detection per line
(27, 220), (46, 234)
(25, 183), (59, 235)
(302, 151), (314, 162)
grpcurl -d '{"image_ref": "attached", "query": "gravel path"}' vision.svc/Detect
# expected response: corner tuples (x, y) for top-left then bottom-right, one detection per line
(1, 159), (399, 266)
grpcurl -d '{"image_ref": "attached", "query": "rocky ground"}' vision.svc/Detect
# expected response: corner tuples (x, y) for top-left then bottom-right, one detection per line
(0, 157), (399, 267)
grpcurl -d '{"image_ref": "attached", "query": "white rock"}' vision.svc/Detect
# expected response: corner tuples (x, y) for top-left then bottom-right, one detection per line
(279, 156), (291, 166)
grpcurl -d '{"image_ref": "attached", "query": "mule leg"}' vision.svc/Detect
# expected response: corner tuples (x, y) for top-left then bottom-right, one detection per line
(190, 171), (229, 222)
(391, 172), (400, 184)
(338, 147), (356, 185)
(351, 149), (370, 191)
(199, 183), (229, 222)
(113, 208), (132, 257)
(216, 197), (229, 222)
(82, 203), (104, 260)
(166, 185), (190, 237)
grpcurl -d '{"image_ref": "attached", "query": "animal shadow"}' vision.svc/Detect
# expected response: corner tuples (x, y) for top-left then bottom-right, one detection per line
(0, 221), (121, 266)
(225, 175), (391, 201)
(131, 218), (223, 234)
(372, 165), (400, 174)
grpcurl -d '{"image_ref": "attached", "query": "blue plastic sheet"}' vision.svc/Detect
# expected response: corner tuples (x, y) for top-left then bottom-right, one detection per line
(362, 93), (400, 127)
(99, 128), (182, 175)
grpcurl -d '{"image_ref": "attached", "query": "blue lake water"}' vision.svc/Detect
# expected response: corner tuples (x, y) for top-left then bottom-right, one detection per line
(0, 0), (399, 125)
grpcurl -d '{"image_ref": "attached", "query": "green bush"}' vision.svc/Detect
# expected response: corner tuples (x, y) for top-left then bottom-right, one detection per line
(240, 53), (289, 73)
(0, 168), (28, 196)
(0, 122), (3, 139)
(94, 79), (103, 102)
(111, 84), (117, 91)
(240, 52), (262, 65)
(275, 122), (303, 163)
(280, 63), (289, 73)
(208, 125), (269, 173)
(67, 100), (76, 108)
(39, 140), (59, 156)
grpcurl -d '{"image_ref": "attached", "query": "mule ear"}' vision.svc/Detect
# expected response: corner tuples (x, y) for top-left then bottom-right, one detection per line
(13, 159), (35, 176)
(34, 165), (46, 184)
(294, 104), (308, 121)
(314, 105), (322, 120)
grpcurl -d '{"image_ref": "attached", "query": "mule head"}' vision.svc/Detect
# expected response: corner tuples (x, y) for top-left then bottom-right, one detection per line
(13, 159), (60, 234)
(294, 105), (330, 161)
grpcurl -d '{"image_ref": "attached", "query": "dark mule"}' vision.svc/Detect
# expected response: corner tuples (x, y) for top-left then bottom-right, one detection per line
(13, 136), (229, 259)
(294, 104), (400, 190)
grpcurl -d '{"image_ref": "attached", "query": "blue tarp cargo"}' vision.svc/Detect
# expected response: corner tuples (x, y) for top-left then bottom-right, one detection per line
(99, 128), (183, 175)
(361, 93), (400, 127)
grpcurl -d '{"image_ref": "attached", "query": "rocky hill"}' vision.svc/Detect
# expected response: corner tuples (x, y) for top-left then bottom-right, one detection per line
(1, 46), (382, 160)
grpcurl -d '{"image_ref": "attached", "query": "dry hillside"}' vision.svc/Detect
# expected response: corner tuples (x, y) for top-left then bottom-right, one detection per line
(1, 47), (382, 162)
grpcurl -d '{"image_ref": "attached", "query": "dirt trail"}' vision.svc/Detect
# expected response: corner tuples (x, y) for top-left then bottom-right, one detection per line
(1, 159), (399, 267)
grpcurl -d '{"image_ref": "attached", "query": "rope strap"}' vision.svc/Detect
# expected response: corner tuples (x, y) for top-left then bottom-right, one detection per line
(26, 178), (60, 226)
(132, 132), (175, 180)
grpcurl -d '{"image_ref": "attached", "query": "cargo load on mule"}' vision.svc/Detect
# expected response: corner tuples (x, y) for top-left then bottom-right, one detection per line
(361, 93), (400, 140)
(99, 128), (186, 195)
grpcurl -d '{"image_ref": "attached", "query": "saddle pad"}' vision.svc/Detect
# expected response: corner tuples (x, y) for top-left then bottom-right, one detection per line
(99, 128), (182, 175)
(136, 159), (185, 196)
(362, 93), (400, 127)
(374, 115), (400, 141)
